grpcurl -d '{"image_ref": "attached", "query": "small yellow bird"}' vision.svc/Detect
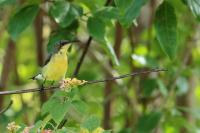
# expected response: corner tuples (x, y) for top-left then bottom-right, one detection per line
(32, 40), (77, 84)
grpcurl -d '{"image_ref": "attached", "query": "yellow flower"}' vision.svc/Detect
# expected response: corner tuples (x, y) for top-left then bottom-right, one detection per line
(79, 128), (90, 133)
(92, 127), (104, 133)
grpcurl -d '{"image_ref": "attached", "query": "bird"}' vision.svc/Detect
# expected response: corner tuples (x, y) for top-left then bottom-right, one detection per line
(32, 40), (78, 85)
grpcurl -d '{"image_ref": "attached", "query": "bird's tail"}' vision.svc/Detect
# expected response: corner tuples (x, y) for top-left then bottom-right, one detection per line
(30, 74), (43, 80)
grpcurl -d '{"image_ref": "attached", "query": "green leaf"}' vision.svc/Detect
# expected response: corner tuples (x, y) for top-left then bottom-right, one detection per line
(7, 4), (39, 40)
(87, 16), (106, 42)
(72, 100), (88, 114)
(50, 1), (82, 28)
(94, 7), (119, 20)
(141, 79), (157, 97)
(102, 39), (119, 66)
(41, 91), (71, 124)
(114, 0), (132, 14)
(155, 1), (177, 60)
(120, 0), (149, 27)
(0, 0), (16, 7)
(136, 112), (162, 133)
(81, 115), (100, 132)
(186, 0), (200, 21)
(157, 79), (168, 96)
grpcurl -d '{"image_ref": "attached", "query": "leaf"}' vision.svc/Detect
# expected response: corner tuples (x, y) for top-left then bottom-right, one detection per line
(41, 91), (71, 124)
(81, 115), (100, 132)
(114, 0), (132, 13)
(87, 16), (106, 42)
(103, 39), (120, 66)
(157, 79), (168, 96)
(119, 0), (149, 27)
(155, 1), (177, 60)
(87, 17), (119, 65)
(71, 100), (88, 114)
(50, 1), (82, 28)
(141, 79), (157, 97)
(0, 0), (16, 7)
(94, 7), (119, 20)
(187, 0), (200, 21)
(7, 4), (39, 40)
(136, 112), (162, 133)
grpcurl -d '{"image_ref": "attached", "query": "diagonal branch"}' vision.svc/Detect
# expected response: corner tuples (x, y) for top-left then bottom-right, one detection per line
(0, 100), (13, 115)
(0, 69), (166, 95)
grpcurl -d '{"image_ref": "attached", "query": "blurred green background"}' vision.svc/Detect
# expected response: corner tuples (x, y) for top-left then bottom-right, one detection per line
(0, 0), (200, 132)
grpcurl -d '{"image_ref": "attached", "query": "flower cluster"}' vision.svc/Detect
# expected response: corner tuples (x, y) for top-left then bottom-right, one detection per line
(60, 78), (87, 91)
(7, 122), (20, 133)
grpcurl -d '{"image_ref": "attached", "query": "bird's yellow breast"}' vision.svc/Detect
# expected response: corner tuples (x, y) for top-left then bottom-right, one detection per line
(42, 52), (68, 81)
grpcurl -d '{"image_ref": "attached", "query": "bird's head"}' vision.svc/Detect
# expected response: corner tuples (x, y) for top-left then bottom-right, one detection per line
(54, 40), (79, 54)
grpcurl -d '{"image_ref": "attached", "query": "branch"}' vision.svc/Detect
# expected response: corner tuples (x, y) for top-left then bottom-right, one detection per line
(73, 0), (113, 77)
(73, 36), (92, 77)
(0, 69), (166, 95)
(0, 100), (13, 115)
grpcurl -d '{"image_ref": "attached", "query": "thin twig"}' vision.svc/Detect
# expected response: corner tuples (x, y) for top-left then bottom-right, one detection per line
(73, 36), (92, 77)
(73, 0), (113, 77)
(0, 100), (13, 115)
(0, 69), (166, 96)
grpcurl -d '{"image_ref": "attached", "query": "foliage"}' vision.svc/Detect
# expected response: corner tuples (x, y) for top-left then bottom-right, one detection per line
(0, 0), (200, 133)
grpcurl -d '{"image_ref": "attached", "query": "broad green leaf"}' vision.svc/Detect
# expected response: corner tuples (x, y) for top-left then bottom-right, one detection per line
(120, 0), (149, 27)
(87, 16), (106, 42)
(81, 115), (100, 132)
(50, 1), (82, 28)
(72, 100), (88, 114)
(0, 0), (16, 7)
(8, 4), (39, 40)
(136, 112), (162, 133)
(114, 0), (132, 14)
(94, 7), (119, 20)
(50, 98), (70, 123)
(187, 0), (200, 21)
(87, 17), (119, 65)
(155, 1), (177, 60)
(41, 91), (71, 123)
(141, 79), (157, 97)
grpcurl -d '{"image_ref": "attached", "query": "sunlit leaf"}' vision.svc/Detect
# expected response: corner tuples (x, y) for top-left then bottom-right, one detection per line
(187, 0), (200, 21)
(8, 4), (39, 40)
(94, 7), (119, 20)
(87, 16), (106, 42)
(155, 1), (177, 60)
(72, 100), (88, 114)
(119, 0), (149, 27)
(50, 1), (82, 28)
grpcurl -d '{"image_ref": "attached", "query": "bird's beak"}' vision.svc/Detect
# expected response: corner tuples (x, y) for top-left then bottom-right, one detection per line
(59, 39), (79, 52)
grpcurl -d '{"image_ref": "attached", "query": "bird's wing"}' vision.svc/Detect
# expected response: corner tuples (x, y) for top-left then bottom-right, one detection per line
(43, 54), (52, 66)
